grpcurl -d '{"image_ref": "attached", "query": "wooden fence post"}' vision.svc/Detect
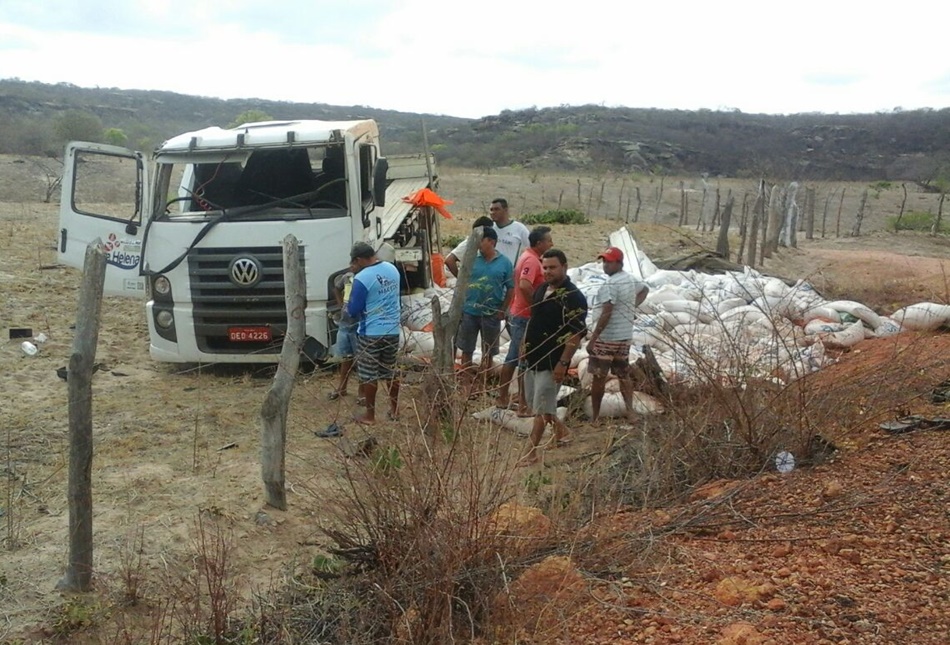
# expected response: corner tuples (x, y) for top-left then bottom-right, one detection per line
(712, 186), (721, 229)
(851, 189), (868, 237)
(932, 192), (945, 235)
(58, 242), (106, 592)
(696, 180), (708, 232)
(716, 193), (734, 260)
(836, 188), (846, 237)
(764, 184), (782, 258)
(617, 178), (626, 220)
(653, 176), (665, 224)
(425, 227), (481, 429)
(679, 181), (688, 226)
(821, 189), (833, 238)
(260, 235), (305, 511)
(737, 191), (750, 264)
(631, 186), (641, 223)
(805, 187), (816, 240)
(897, 183), (908, 225)
(748, 180), (765, 269)
(782, 182), (800, 248)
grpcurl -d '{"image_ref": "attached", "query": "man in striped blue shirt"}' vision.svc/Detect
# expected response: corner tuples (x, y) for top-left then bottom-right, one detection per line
(346, 242), (402, 424)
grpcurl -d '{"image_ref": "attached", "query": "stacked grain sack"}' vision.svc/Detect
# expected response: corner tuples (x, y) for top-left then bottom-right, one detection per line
(394, 228), (950, 423)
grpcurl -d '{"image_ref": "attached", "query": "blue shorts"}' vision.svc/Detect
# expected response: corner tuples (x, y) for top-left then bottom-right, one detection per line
(332, 320), (358, 358)
(455, 312), (502, 357)
(503, 315), (529, 366)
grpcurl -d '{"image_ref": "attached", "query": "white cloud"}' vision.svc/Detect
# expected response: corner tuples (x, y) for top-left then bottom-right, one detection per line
(1, 0), (949, 118)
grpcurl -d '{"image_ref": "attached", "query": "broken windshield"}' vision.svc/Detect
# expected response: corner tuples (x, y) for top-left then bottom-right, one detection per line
(155, 145), (348, 221)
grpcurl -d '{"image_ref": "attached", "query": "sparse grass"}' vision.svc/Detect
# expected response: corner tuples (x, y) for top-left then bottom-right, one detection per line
(50, 596), (103, 638)
(442, 233), (464, 248)
(521, 208), (590, 225)
(888, 210), (948, 233)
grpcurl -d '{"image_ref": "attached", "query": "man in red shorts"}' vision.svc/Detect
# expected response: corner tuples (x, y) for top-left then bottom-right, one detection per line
(587, 247), (649, 423)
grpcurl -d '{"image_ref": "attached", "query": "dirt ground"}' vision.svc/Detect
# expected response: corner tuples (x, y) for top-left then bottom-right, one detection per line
(0, 163), (949, 643)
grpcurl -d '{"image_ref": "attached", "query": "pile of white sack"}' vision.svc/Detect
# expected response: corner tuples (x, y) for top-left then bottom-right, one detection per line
(395, 228), (950, 420)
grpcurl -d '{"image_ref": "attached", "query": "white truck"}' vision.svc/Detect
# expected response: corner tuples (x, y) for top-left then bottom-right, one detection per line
(58, 119), (440, 363)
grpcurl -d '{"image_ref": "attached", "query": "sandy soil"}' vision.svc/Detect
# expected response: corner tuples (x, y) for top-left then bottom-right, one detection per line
(0, 165), (948, 642)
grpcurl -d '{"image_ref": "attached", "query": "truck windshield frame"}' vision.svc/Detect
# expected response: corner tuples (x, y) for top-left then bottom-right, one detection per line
(153, 144), (350, 222)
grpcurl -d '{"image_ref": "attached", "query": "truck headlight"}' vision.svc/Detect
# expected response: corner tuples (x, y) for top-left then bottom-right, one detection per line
(155, 310), (174, 329)
(153, 275), (171, 296)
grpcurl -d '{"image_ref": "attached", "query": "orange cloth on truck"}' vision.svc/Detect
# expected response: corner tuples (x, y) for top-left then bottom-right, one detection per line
(431, 253), (447, 287)
(403, 188), (454, 219)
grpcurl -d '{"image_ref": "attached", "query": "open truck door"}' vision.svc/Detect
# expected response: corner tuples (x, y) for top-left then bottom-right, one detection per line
(59, 142), (148, 297)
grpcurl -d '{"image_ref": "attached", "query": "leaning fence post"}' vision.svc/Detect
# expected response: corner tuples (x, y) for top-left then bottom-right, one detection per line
(58, 241), (106, 592)
(425, 227), (481, 429)
(260, 235), (305, 510)
(716, 193), (734, 260)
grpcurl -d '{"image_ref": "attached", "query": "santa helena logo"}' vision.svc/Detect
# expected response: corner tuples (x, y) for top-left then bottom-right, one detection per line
(102, 233), (141, 270)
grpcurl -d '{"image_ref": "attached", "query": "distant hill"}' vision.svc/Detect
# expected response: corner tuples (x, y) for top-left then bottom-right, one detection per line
(2, 79), (949, 182)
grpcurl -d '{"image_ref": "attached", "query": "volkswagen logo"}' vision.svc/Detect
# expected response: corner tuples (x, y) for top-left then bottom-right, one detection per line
(229, 256), (262, 287)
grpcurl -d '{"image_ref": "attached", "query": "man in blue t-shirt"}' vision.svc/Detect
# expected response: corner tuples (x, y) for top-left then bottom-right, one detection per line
(346, 242), (402, 424)
(456, 226), (513, 396)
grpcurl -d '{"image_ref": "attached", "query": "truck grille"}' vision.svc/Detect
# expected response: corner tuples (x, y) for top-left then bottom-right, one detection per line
(188, 246), (305, 354)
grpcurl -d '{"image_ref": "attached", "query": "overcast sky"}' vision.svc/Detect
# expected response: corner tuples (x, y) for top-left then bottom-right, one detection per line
(2, 0), (948, 119)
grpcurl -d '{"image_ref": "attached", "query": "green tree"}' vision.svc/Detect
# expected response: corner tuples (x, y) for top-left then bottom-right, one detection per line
(229, 109), (274, 128)
(103, 128), (128, 147)
(54, 110), (103, 146)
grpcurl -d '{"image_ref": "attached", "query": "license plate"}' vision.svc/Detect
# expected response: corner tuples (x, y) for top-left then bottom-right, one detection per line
(227, 326), (272, 342)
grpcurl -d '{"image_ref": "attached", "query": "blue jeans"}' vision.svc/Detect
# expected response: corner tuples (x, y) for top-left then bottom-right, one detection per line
(455, 312), (502, 357)
(332, 319), (358, 358)
(503, 315), (529, 366)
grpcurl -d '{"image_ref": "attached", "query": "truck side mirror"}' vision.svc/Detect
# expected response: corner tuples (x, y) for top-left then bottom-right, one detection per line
(373, 158), (388, 207)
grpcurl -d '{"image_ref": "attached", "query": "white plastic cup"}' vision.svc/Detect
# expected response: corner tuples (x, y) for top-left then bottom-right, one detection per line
(21, 341), (38, 356)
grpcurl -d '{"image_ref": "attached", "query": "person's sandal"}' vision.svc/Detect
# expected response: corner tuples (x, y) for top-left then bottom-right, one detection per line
(315, 422), (344, 438)
(327, 390), (346, 401)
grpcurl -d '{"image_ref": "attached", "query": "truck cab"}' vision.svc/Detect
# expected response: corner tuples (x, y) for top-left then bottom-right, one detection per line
(59, 119), (439, 363)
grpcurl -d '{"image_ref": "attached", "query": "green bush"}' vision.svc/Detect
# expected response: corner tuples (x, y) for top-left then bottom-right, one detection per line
(442, 234), (464, 249)
(887, 211), (947, 233)
(521, 209), (590, 225)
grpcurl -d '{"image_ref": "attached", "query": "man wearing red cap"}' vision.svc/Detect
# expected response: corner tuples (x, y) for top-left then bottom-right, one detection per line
(587, 247), (649, 423)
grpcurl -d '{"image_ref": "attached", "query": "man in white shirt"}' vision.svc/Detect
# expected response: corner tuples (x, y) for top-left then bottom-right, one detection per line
(445, 198), (530, 276)
(587, 247), (649, 423)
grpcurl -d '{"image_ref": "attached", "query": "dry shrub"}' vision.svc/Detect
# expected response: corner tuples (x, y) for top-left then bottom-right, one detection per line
(581, 327), (950, 521)
(61, 514), (248, 645)
(793, 331), (950, 433)
(590, 342), (819, 512)
(821, 273), (949, 314)
(135, 513), (247, 645)
(284, 400), (538, 644)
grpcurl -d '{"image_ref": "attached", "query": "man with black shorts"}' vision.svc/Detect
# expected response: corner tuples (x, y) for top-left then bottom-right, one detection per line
(346, 242), (402, 424)
(518, 249), (588, 466)
(587, 247), (649, 423)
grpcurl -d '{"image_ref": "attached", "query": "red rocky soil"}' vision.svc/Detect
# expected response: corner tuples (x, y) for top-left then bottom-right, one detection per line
(511, 333), (950, 644)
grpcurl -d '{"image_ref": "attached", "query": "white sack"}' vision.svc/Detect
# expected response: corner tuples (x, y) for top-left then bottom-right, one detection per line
(890, 303), (950, 331)
(817, 320), (866, 349)
(472, 405), (568, 437)
(825, 300), (882, 329)
(582, 391), (665, 418)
